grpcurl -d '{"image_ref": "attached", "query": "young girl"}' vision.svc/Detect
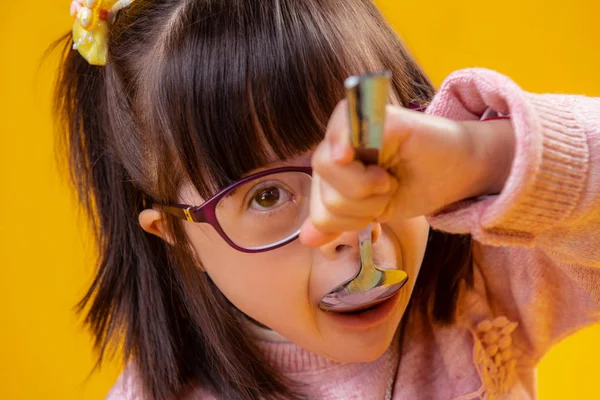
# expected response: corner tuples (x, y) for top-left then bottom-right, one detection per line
(56, 0), (599, 399)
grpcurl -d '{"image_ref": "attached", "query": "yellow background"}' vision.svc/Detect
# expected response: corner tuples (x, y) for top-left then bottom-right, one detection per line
(1, 1), (599, 399)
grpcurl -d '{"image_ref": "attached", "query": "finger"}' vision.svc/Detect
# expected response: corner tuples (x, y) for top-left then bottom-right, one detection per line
(309, 174), (373, 233)
(312, 141), (392, 200)
(319, 178), (391, 218)
(311, 210), (372, 235)
(325, 100), (355, 164)
(374, 196), (399, 223)
(299, 219), (341, 247)
(327, 104), (417, 167)
(382, 104), (424, 139)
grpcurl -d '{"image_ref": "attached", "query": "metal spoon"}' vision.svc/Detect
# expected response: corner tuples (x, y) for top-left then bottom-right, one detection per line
(319, 72), (409, 312)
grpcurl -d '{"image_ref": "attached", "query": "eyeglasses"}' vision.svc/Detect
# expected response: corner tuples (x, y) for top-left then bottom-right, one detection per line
(154, 166), (313, 253)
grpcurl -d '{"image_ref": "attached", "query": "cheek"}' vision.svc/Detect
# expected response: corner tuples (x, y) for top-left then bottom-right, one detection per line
(385, 216), (429, 291)
(183, 223), (314, 328)
(179, 216), (430, 364)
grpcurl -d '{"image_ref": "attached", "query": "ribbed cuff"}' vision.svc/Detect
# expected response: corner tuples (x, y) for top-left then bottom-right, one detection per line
(426, 69), (590, 247)
(475, 94), (589, 245)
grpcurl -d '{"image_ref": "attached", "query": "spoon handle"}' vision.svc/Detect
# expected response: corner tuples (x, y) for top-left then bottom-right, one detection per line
(344, 72), (391, 289)
(344, 71), (391, 166)
(319, 73), (408, 311)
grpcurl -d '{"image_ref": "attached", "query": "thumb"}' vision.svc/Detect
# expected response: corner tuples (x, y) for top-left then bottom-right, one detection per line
(378, 105), (435, 167)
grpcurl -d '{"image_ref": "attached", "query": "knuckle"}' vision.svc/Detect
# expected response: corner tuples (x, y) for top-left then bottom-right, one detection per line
(311, 145), (328, 171)
(321, 188), (345, 212)
(346, 182), (370, 199)
(310, 204), (337, 232)
(311, 213), (332, 231)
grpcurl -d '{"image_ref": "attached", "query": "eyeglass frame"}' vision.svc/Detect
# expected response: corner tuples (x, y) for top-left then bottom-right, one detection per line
(154, 166), (313, 253)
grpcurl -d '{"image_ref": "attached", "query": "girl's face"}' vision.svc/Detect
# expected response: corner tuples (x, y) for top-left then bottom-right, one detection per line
(159, 152), (429, 363)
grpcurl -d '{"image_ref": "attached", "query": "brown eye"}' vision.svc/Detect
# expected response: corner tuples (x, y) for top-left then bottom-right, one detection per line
(254, 187), (280, 207)
(251, 186), (290, 211)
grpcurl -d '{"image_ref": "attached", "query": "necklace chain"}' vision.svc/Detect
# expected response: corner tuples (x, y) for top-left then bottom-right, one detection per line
(384, 341), (398, 400)
(385, 311), (410, 400)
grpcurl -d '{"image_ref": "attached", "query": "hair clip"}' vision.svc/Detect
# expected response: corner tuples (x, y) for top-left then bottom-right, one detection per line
(70, 0), (134, 66)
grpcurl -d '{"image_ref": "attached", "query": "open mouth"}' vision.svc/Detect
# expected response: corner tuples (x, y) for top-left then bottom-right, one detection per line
(321, 291), (401, 330)
(327, 297), (390, 315)
(319, 267), (409, 313)
(319, 277), (407, 313)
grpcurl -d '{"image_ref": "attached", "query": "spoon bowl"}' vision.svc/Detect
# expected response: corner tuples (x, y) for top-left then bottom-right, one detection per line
(319, 224), (408, 312)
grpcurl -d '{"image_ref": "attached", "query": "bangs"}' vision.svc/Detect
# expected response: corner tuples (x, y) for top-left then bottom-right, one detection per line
(144, 0), (433, 200)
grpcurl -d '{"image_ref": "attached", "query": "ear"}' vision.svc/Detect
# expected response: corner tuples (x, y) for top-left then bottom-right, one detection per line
(139, 209), (174, 245)
(138, 209), (206, 272)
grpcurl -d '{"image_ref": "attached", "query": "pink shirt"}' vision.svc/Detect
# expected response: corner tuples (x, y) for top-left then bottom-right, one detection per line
(107, 68), (600, 399)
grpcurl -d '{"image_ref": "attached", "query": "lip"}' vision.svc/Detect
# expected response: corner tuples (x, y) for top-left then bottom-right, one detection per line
(321, 290), (401, 332)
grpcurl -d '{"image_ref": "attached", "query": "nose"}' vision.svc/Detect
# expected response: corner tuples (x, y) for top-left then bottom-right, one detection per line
(318, 222), (382, 259)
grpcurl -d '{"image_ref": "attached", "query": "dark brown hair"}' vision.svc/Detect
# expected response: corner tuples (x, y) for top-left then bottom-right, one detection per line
(54, 0), (472, 399)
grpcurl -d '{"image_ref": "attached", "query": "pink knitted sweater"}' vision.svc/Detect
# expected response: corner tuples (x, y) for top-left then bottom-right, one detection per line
(107, 69), (600, 399)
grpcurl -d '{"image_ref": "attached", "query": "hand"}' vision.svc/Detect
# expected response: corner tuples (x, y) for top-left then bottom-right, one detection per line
(300, 101), (515, 247)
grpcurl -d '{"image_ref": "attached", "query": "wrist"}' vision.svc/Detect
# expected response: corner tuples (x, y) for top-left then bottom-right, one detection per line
(461, 119), (515, 198)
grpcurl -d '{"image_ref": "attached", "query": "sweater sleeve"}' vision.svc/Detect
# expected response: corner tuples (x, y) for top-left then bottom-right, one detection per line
(424, 68), (600, 361)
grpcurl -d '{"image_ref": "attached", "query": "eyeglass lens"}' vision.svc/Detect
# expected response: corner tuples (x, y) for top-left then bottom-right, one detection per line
(215, 171), (312, 250)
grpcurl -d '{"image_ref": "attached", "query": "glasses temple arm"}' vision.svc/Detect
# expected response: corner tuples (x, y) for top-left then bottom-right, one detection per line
(154, 204), (195, 222)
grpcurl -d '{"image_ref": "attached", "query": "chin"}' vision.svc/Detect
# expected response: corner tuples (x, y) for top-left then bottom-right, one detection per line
(314, 312), (403, 364)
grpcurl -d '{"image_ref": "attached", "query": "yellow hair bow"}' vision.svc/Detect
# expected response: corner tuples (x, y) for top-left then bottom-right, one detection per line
(70, 0), (135, 66)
